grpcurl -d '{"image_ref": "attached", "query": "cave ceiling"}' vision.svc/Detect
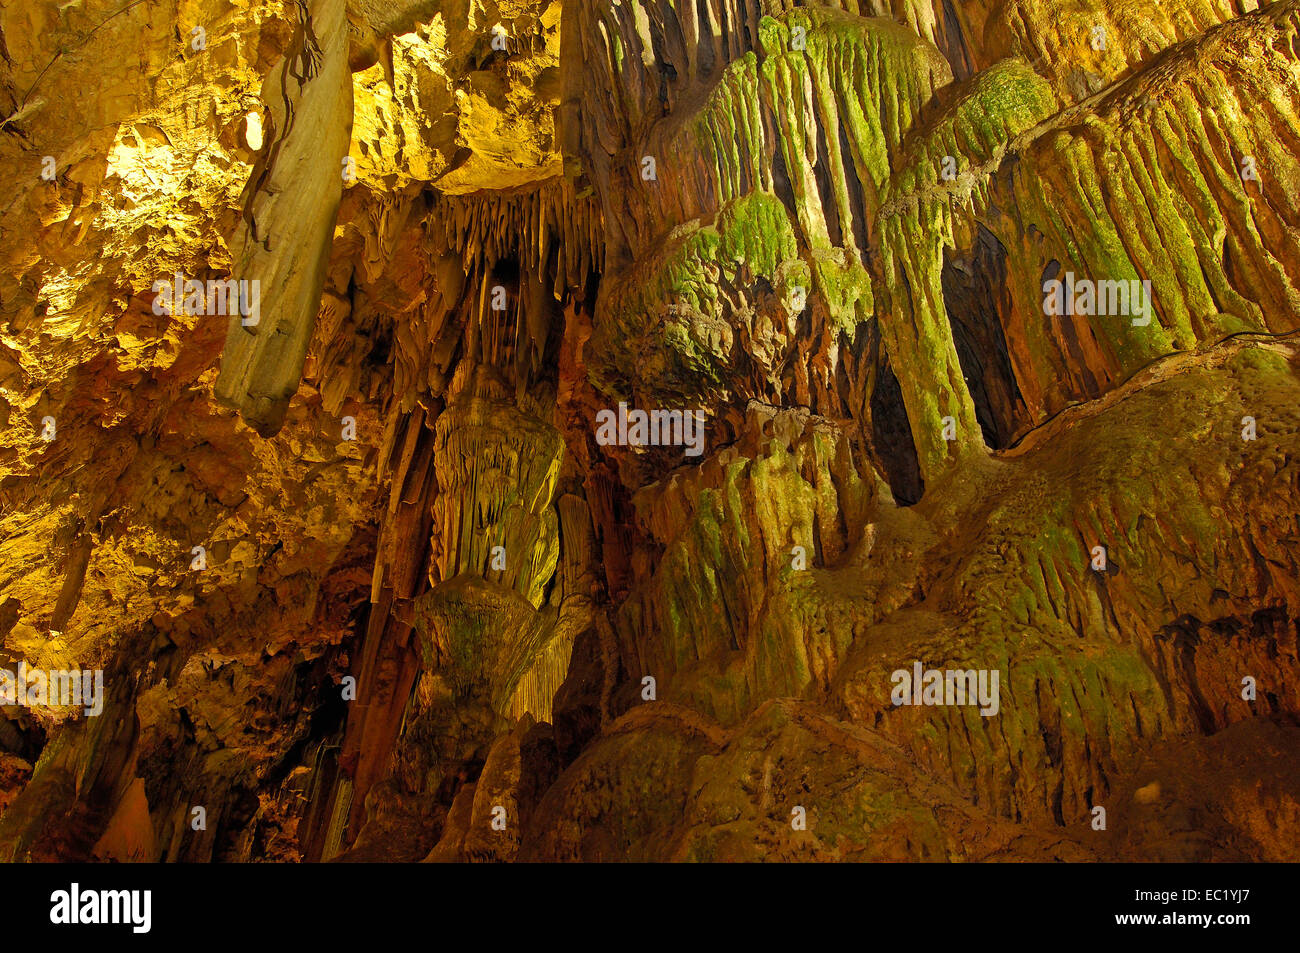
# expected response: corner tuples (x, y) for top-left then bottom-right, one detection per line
(0, 0), (1297, 863)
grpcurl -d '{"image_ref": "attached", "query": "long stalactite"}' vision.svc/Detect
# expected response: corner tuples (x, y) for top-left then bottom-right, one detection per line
(0, 0), (1296, 867)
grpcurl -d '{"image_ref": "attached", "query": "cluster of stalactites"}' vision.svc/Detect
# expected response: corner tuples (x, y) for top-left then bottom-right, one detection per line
(376, 176), (603, 417)
(570, 0), (949, 147)
(569, 0), (1300, 488)
(426, 176), (604, 296)
(574, 3), (969, 482)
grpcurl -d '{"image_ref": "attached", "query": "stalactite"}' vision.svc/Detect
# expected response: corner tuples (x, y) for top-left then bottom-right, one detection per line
(214, 0), (354, 437)
(5, 0), (1300, 867)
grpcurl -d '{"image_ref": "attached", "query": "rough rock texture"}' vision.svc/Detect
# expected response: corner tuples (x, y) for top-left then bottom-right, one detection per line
(0, 0), (1297, 862)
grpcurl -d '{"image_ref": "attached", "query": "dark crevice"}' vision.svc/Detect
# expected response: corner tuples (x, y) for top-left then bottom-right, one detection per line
(1040, 259), (1103, 400)
(1222, 237), (1239, 298)
(941, 224), (1027, 448)
(694, 0), (715, 76)
(811, 119), (844, 249)
(869, 354), (924, 505)
(836, 113), (870, 254)
(769, 136), (797, 219)
(938, 0), (976, 82)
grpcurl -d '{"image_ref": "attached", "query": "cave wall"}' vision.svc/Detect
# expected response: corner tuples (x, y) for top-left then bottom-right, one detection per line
(0, 0), (1297, 861)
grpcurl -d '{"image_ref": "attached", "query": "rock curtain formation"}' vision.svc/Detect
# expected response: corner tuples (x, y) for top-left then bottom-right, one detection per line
(0, 0), (1297, 861)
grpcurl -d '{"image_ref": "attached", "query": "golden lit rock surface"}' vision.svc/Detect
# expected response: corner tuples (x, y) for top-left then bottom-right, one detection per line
(0, 0), (1297, 862)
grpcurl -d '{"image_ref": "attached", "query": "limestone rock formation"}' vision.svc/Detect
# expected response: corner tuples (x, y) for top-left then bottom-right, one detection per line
(0, 0), (1296, 862)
